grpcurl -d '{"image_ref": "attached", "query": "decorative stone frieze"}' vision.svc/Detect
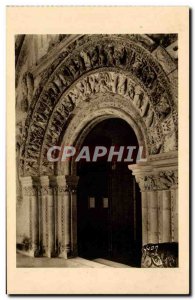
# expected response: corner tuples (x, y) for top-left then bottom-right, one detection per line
(129, 151), (178, 192)
(136, 170), (178, 191)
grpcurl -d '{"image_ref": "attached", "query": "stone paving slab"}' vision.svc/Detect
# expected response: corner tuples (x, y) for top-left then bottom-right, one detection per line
(16, 252), (111, 268)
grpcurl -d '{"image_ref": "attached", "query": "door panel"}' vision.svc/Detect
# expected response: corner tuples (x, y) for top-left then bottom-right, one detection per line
(77, 161), (142, 266)
(77, 162), (110, 258)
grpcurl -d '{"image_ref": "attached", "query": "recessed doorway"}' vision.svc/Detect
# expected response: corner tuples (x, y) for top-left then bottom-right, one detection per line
(77, 118), (142, 267)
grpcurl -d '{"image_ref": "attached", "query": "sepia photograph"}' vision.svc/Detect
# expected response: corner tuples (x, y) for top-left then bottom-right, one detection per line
(15, 33), (178, 268)
(6, 6), (189, 294)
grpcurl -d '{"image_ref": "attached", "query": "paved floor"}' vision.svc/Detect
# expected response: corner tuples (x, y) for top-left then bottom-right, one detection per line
(17, 252), (131, 268)
(93, 258), (131, 268)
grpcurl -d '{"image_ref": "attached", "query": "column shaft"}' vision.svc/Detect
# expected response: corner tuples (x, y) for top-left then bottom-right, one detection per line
(162, 190), (171, 242)
(20, 177), (39, 256)
(70, 191), (78, 256)
(157, 190), (163, 243)
(141, 191), (148, 245)
(30, 193), (39, 255)
(40, 176), (53, 257)
(55, 176), (70, 259)
(60, 189), (70, 258)
(66, 175), (79, 257)
(171, 188), (178, 242)
(148, 191), (159, 244)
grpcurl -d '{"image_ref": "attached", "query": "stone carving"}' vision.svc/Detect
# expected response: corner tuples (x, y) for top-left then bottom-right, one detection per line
(22, 186), (37, 197)
(18, 35), (177, 176)
(20, 72), (34, 113)
(136, 175), (156, 191)
(158, 170), (178, 189)
(141, 243), (178, 268)
(39, 186), (52, 196)
(39, 71), (165, 174)
(136, 170), (178, 191)
(66, 175), (79, 193)
(55, 186), (68, 194)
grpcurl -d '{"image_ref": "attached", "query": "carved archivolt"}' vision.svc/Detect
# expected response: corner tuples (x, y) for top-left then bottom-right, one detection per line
(18, 35), (178, 176)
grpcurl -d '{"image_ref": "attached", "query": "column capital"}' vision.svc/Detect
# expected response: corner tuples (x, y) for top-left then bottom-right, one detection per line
(20, 176), (37, 196)
(134, 170), (178, 192)
(49, 175), (79, 193)
(65, 175), (79, 192)
(39, 176), (52, 195)
(50, 175), (67, 194)
(128, 151), (178, 191)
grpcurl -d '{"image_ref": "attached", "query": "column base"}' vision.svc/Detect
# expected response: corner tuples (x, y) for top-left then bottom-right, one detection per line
(58, 250), (68, 259)
(70, 246), (78, 258)
(42, 248), (52, 258)
(16, 243), (39, 257)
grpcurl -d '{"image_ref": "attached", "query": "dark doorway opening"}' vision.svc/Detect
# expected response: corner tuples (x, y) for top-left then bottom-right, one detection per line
(77, 118), (142, 267)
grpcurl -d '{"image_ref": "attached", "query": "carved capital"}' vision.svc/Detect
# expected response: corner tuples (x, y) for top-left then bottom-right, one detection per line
(156, 170), (178, 190)
(65, 175), (79, 193)
(55, 186), (68, 194)
(135, 175), (156, 191)
(50, 175), (69, 194)
(129, 152), (178, 191)
(39, 186), (52, 196)
(39, 176), (52, 196)
(22, 186), (37, 197)
(20, 176), (37, 196)
(135, 170), (178, 191)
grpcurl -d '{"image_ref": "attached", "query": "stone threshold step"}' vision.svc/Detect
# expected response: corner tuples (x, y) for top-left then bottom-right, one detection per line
(93, 258), (131, 268)
(72, 257), (111, 268)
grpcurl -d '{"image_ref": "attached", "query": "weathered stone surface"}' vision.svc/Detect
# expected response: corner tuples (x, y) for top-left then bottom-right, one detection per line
(16, 35), (177, 176)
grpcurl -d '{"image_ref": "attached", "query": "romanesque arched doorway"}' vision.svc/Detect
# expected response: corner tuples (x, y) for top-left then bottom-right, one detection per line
(16, 34), (178, 267)
(76, 118), (142, 267)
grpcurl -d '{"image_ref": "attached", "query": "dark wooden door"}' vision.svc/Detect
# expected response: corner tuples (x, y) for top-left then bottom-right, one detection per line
(77, 162), (110, 259)
(77, 161), (142, 266)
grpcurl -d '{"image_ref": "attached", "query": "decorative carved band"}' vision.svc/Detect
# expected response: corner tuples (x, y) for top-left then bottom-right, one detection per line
(136, 170), (178, 191)
(39, 186), (52, 196)
(55, 186), (68, 194)
(22, 186), (37, 197)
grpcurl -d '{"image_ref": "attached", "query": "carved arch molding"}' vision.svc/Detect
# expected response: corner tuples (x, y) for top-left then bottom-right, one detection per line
(18, 34), (178, 176)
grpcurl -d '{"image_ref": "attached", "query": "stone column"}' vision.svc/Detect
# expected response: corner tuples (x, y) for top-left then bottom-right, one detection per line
(39, 176), (54, 258)
(141, 191), (148, 245)
(20, 176), (39, 256)
(132, 172), (160, 245)
(62, 186), (71, 258)
(53, 175), (79, 258)
(128, 152), (178, 267)
(148, 190), (159, 244)
(161, 189), (171, 242)
(132, 171), (178, 246)
(66, 175), (79, 257)
(54, 175), (69, 258)
(170, 185), (178, 242)
(129, 152), (178, 247)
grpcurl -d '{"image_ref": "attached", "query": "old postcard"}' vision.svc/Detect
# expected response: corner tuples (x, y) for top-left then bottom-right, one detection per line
(7, 6), (189, 294)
